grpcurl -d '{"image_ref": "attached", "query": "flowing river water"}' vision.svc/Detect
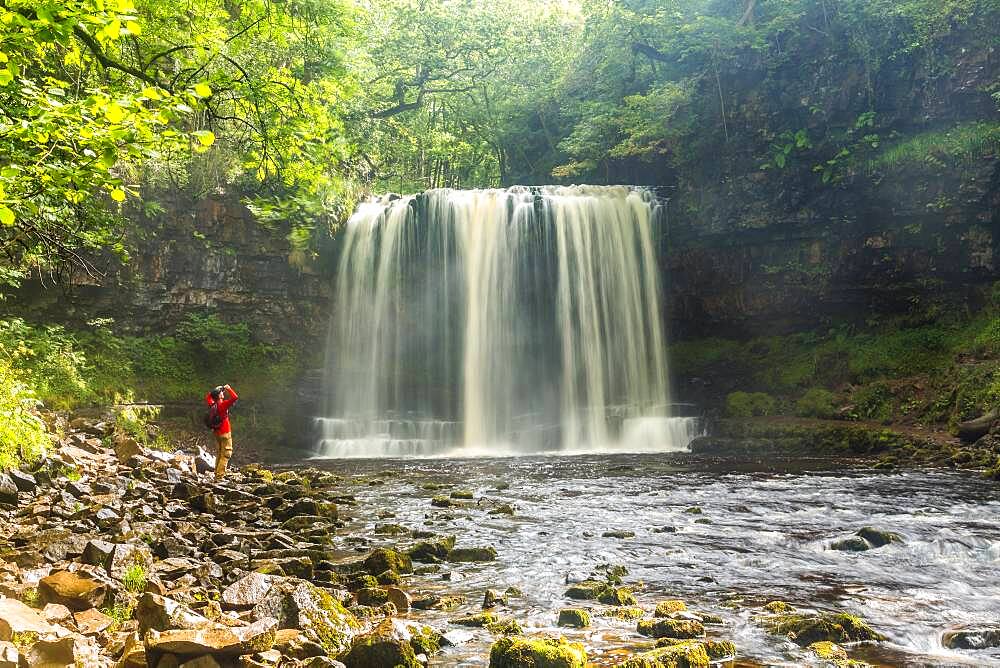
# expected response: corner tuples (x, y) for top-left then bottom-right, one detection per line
(306, 453), (1000, 667)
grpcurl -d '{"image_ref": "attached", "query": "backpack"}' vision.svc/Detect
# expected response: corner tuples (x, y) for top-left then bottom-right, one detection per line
(204, 403), (224, 430)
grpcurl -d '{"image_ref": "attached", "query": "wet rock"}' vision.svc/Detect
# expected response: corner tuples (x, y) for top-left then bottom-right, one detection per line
(38, 570), (107, 610)
(407, 537), (456, 563)
(637, 618), (705, 639)
(654, 600), (687, 616)
(340, 618), (421, 668)
(450, 612), (498, 627)
(557, 608), (590, 628)
(619, 641), (709, 668)
(354, 587), (389, 607)
(855, 527), (902, 548)
(483, 589), (506, 609)
(0, 597), (55, 640)
(598, 607), (645, 621)
(363, 548), (412, 575)
(222, 573), (281, 610)
(488, 504), (515, 516)
(489, 636), (586, 668)
(830, 537), (871, 552)
(598, 586), (636, 606)
(602, 530), (635, 539)
(809, 641), (848, 660)
(385, 587), (410, 613)
(762, 601), (795, 614)
(485, 618), (522, 636)
(450, 490), (474, 500)
(272, 629), (326, 660)
(762, 613), (884, 646)
(447, 546), (497, 562)
(411, 595), (465, 611)
(941, 626), (1000, 650)
(564, 580), (609, 601)
(251, 580), (359, 657)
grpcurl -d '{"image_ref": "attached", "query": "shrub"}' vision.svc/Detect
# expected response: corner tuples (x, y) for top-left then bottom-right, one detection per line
(0, 362), (48, 470)
(726, 391), (776, 418)
(795, 388), (838, 418)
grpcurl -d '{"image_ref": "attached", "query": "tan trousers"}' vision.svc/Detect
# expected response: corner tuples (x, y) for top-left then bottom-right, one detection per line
(215, 432), (234, 478)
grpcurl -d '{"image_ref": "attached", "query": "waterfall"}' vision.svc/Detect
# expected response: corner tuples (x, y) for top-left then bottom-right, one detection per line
(314, 185), (700, 458)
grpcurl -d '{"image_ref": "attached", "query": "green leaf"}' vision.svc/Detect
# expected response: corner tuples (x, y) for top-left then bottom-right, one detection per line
(105, 103), (125, 123)
(110, 189), (126, 202)
(193, 83), (212, 98)
(193, 130), (215, 147)
(0, 206), (14, 227)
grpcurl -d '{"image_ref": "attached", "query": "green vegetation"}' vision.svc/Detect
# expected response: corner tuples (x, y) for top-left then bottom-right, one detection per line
(0, 314), (303, 409)
(0, 361), (49, 470)
(870, 122), (1000, 172)
(122, 563), (147, 594)
(726, 392), (777, 418)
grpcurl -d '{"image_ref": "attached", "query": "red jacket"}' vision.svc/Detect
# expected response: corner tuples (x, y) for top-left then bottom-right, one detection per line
(205, 386), (238, 435)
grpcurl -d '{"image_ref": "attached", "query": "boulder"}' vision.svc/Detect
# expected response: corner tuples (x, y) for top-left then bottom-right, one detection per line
(37, 571), (107, 611)
(0, 476), (18, 506)
(654, 600), (687, 616)
(488, 636), (586, 668)
(957, 410), (998, 443)
(385, 587), (410, 613)
(598, 586), (636, 606)
(564, 580), (609, 600)
(0, 641), (17, 668)
(114, 436), (145, 463)
(136, 593), (213, 634)
(8, 470), (36, 493)
(222, 574), (281, 610)
(81, 539), (116, 566)
(145, 618), (277, 661)
(636, 619), (705, 639)
(362, 549), (412, 575)
(557, 608), (590, 628)
(761, 612), (884, 646)
(340, 619), (420, 668)
(407, 537), (455, 563)
(618, 641), (710, 668)
(0, 597), (55, 641)
(105, 543), (154, 581)
(74, 607), (114, 635)
(25, 636), (77, 667)
(941, 626), (1000, 650)
(446, 547), (497, 563)
(251, 581), (359, 657)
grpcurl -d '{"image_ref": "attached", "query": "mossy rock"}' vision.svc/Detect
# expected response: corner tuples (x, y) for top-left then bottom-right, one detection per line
(654, 639), (735, 661)
(376, 570), (401, 586)
(598, 586), (637, 606)
(698, 613), (723, 625)
(557, 608), (591, 628)
(450, 490), (474, 499)
(763, 613), (884, 646)
(451, 612), (498, 627)
(447, 546), (498, 562)
(409, 625), (443, 656)
(412, 594), (465, 611)
(830, 537), (871, 552)
(489, 636), (586, 668)
(855, 527), (902, 547)
(636, 619), (705, 639)
(486, 618), (523, 635)
(346, 574), (380, 591)
(363, 548), (412, 575)
(373, 523), (409, 536)
(654, 600), (687, 616)
(489, 504), (516, 516)
(354, 587), (389, 607)
(564, 580), (609, 601)
(599, 606), (645, 621)
(809, 641), (847, 660)
(408, 536), (457, 563)
(618, 641), (710, 668)
(683, 507), (703, 515)
(762, 601), (795, 614)
(341, 619), (420, 668)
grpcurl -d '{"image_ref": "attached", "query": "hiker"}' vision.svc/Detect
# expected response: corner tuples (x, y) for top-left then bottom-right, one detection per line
(205, 383), (238, 479)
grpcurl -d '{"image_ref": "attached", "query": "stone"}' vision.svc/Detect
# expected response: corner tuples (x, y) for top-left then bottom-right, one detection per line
(271, 629), (326, 660)
(251, 581), (359, 657)
(855, 527), (902, 548)
(598, 586), (637, 606)
(450, 612), (497, 627)
(362, 548), (412, 575)
(654, 600), (688, 616)
(489, 636), (586, 668)
(74, 606), (114, 635)
(407, 537), (455, 563)
(354, 587), (389, 607)
(178, 656), (222, 668)
(0, 642), (17, 668)
(25, 636), (76, 667)
(618, 641), (711, 668)
(941, 626), (1000, 650)
(564, 580), (609, 600)
(830, 537), (871, 552)
(637, 619), (705, 639)
(557, 608), (591, 628)
(0, 597), (55, 640)
(145, 618), (277, 660)
(340, 619), (420, 668)
(8, 470), (36, 493)
(0, 476), (18, 506)
(602, 530), (635, 539)
(385, 587), (410, 612)
(41, 604), (74, 626)
(136, 593), (213, 635)
(105, 543), (154, 581)
(38, 571), (107, 611)
(483, 589), (506, 609)
(81, 539), (116, 566)
(222, 574), (282, 609)
(762, 613), (884, 646)
(446, 547), (497, 562)
(809, 641), (848, 660)
(114, 436), (145, 463)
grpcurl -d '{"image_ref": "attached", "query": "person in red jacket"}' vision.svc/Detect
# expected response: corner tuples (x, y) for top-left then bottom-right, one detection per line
(205, 383), (238, 479)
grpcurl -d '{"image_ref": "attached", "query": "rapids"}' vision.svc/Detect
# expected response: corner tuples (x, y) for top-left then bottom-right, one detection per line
(314, 454), (1000, 667)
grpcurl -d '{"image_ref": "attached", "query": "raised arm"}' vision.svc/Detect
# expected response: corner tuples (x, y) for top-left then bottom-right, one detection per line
(220, 384), (239, 410)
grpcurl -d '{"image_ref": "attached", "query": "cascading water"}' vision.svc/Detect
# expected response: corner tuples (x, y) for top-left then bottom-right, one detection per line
(314, 185), (701, 458)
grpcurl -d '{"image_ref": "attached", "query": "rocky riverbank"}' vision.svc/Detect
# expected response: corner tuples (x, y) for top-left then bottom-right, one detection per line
(0, 412), (995, 667)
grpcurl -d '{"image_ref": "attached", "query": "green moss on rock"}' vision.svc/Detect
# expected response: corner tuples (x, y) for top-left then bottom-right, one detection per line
(654, 600), (687, 616)
(447, 546), (498, 562)
(636, 619), (705, 639)
(341, 619), (421, 668)
(762, 601), (795, 614)
(557, 608), (591, 628)
(809, 641), (847, 660)
(486, 618), (523, 635)
(363, 548), (412, 575)
(489, 636), (586, 668)
(599, 606), (645, 621)
(564, 580), (609, 600)
(763, 613), (884, 646)
(619, 641), (711, 668)
(598, 586), (637, 606)
(451, 612), (499, 627)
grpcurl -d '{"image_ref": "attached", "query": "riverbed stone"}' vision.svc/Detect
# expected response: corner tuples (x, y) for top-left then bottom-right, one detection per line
(762, 613), (884, 646)
(564, 580), (609, 601)
(136, 593), (213, 634)
(251, 580), (359, 657)
(941, 626), (1000, 650)
(447, 547), (498, 562)
(637, 618), (705, 639)
(598, 586), (637, 606)
(557, 608), (590, 628)
(363, 548), (412, 575)
(0, 597), (55, 640)
(340, 619), (421, 668)
(654, 600), (687, 616)
(488, 636), (586, 668)
(450, 612), (498, 627)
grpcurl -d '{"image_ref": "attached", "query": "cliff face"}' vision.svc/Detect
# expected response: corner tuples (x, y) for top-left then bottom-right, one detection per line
(17, 195), (333, 344)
